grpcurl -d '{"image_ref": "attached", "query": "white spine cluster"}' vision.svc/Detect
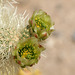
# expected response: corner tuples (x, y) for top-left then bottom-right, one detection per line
(0, 0), (28, 75)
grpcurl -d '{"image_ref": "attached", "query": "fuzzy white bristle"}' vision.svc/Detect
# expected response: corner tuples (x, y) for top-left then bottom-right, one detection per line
(0, 0), (29, 75)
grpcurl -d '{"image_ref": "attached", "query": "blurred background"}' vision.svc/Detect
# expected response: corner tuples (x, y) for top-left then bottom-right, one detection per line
(13, 0), (75, 75)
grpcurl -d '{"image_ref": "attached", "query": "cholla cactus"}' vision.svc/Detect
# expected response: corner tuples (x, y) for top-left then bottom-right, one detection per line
(29, 10), (54, 40)
(12, 37), (45, 68)
(0, 0), (54, 75)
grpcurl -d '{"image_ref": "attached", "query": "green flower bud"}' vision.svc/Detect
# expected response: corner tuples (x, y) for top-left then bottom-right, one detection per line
(29, 9), (54, 40)
(12, 37), (45, 68)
